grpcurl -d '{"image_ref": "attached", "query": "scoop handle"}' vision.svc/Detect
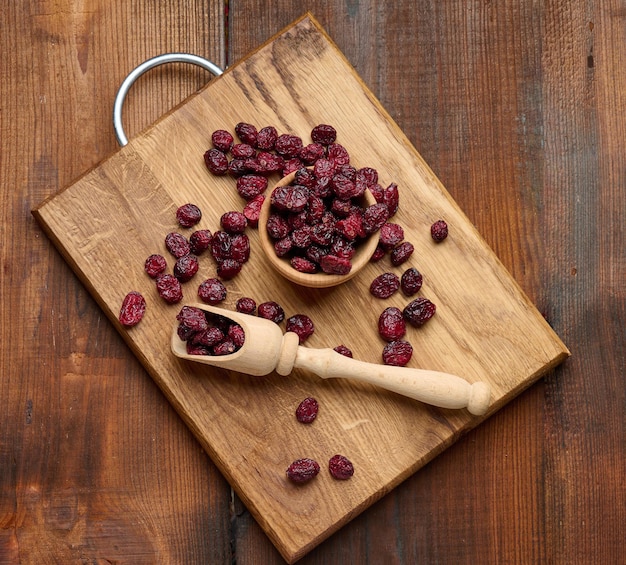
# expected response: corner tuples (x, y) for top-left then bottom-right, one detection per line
(293, 347), (491, 415)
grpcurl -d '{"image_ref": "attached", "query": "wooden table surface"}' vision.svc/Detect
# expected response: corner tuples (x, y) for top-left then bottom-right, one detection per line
(1, 1), (623, 563)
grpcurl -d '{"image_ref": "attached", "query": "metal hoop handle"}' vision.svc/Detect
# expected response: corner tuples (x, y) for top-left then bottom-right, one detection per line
(113, 53), (224, 146)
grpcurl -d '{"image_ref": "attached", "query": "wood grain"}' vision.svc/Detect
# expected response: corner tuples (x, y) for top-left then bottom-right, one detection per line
(33, 15), (567, 563)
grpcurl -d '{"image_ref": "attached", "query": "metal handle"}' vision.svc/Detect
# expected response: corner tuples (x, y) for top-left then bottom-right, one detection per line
(113, 53), (224, 147)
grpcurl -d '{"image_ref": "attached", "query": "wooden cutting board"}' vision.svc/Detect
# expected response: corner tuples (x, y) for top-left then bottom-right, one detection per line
(34, 13), (569, 563)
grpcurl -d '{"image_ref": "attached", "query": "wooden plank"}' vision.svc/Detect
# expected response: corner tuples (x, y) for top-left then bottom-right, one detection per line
(33, 14), (568, 563)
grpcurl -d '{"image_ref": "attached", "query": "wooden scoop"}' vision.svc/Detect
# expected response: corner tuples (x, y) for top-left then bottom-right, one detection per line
(171, 304), (491, 415)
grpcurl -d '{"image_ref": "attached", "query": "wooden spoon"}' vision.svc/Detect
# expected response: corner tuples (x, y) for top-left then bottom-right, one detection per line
(171, 304), (491, 415)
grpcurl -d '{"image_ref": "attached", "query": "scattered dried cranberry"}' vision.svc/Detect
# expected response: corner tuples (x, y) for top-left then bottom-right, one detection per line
(173, 254), (199, 282)
(197, 278), (227, 305)
(403, 297), (436, 327)
(431, 219), (449, 242)
(258, 301), (285, 324)
(211, 129), (234, 152)
(370, 244), (386, 262)
(401, 267), (423, 296)
(189, 229), (212, 255)
(378, 307), (406, 342)
(165, 232), (190, 258)
(156, 274), (183, 304)
(209, 231), (233, 262)
(203, 148), (229, 175)
(379, 222), (404, 250)
(235, 297), (256, 315)
(242, 194), (265, 227)
(255, 126), (278, 150)
(311, 124), (337, 145)
(320, 254), (352, 275)
(382, 183), (399, 216)
(236, 175), (268, 200)
(119, 291), (146, 327)
(333, 345), (353, 358)
(275, 134), (303, 158)
(327, 143), (350, 166)
(370, 272), (400, 299)
(230, 234), (250, 263)
(235, 122), (258, 145)
(231, 143), (256, 159)
(217, 258), (243, 280)
(362, 202), (390, 234)
(390, 241), (414, 266)
(286, 458), (320, 483)
(382, 340), (413, 366)
(220, 210), (248, 234)
(295, 397), (319, 424)
(176, 203), (202, 228)
(328, 454), (354, 480)
(286, 314), (315, 344)
(299, 143), (325, 164)
(144, 254), (167, 278)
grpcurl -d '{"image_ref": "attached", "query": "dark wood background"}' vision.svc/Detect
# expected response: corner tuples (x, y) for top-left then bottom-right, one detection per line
(2, 1), (623, 563)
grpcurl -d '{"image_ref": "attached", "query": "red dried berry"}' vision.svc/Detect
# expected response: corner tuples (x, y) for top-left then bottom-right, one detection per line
(379, 222), (404, 250)
(211, 129), (234, 152)
(403, 297), (436, 327)
(290, 256), (318, 273)
(382, 340), (413, 366)
(253, 151), (284, 174)
(327, 143), (350, 166)
(197, 278), (227, 305)
(242, 194), (265, 227)
(235, 122), (258, 145)
(190, 326), (224, 348)
(236, 175), (268, 200)
(275, 133), (304, 158)
(295, 397), (319, 424)
(176, 306), (209, 337)
(213, 338), (237, 356)
(235, 297), (256, 315)
(255, 126), (278, 150)
(165, 232), (191, 258)
(370, 272), (400, 299)
(119, 291), (146, 327)
(320, 254), (352, 275)
(286, 458), (320, 483)
(328, 454), (354, 480)
(203, 148), (229, 175)
(228, 158), (249, 177)
(228, 323), (246, 348)
(333, 345), (353, 358)
(230, 234), (250, 263)
(173, 254), (199, 282)
(270, 184), (310, 213)
(400, 267), (423, 296)
(378, 307), (406, 342)
(282, 158), (303, 176)
(313, 158), (336, 179)
(431, 219), (449, 242)
(209, 231), (233, 262)
(176, 203), (202, 228)
(382, 183), (399, 216)
(189, 229), (212, 255)
(370, 244), (387, 262)
(390, 241), (414, 266)
(231, 143), (256, 159)
(286, 314), (315, 344)
(217, 259), (243, 279)
(144, 254), (167, 278)
(156, 274), (183, 304)
(258, 301), (285, 324)
(220, 210), (248, 234)
(299, 143), (325, 164)
(266, 214), (291, 239)
(311, 124), (337, 145)
(362, 202), (389, 234)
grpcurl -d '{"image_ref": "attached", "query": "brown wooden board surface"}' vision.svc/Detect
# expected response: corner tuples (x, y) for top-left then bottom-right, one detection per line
(33, 14), (568, 563)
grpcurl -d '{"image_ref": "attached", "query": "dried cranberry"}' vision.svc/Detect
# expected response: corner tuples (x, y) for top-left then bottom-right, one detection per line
(327, 143), (350, 166)
(230, 234), (250, 263)
(236, 175), (268, 200)
(333, 345), (353, 358)
(119, 291), (146, 327)
(382, 183), (399, 216)
(213, 338), (236, 356)
(431, 219), (449, 242)
(156, 274), (183, 304)
(328, 454), (354, 480)
(231, 143), (256, 159)
(403, 297), (436, 327)
(173, 254), (199, 282)
(176, 305), (209, 331)
(401, 267), (423, 296)
(370, 244), (386, 262)
(203, 148), (229, 175)
(274, 236), (293, 257)
(363, 203), (389, 234)
(266, 214), (291, 239)
(335, 212), (364, 241)
(370, 272), (400, 299)
(357, 167), (378, 188)
(228, 323), (246, 348)
(252, 152), (284, 174)
(255, 126), (278, 150)
(311, 124), (337, 145)
(197, 278), (227, 304)
(378, 307), (406, 342)
(176, 203), (202, 228)
(189, 229), (212, 255)
(228, 158), (249, 177)
(286, 458), (320, 483)
(191, 326), (224, 348)
(295, 397), (319, 424)
(382, 340), (413, 366)
(320, 254), (352, 275)
(313, 158), (336, 179)
(211, 129), (234, 152)
(235, 122), (258, 145)
(282, 158), (303, 176)
(242, 194), (265, 227)
(332, 173), (359, 200)
(220, 210), (248, 234)
(144, 254), (167, 278)
(379, 222), (404, 250)
(286, 314), (315, 344)
(165, 232), (190, 258)
(217, 259), (243, 279)
(390, 241), (414, 266)
(270, 185), (309, 213)
(209, 231), (232, 262)
(290, 255), (317, 273)
(235, 297), (256, 315)
(275, 134), (303, 158)
(299, 143), (325, 164)
(258, 301), (285, 324)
